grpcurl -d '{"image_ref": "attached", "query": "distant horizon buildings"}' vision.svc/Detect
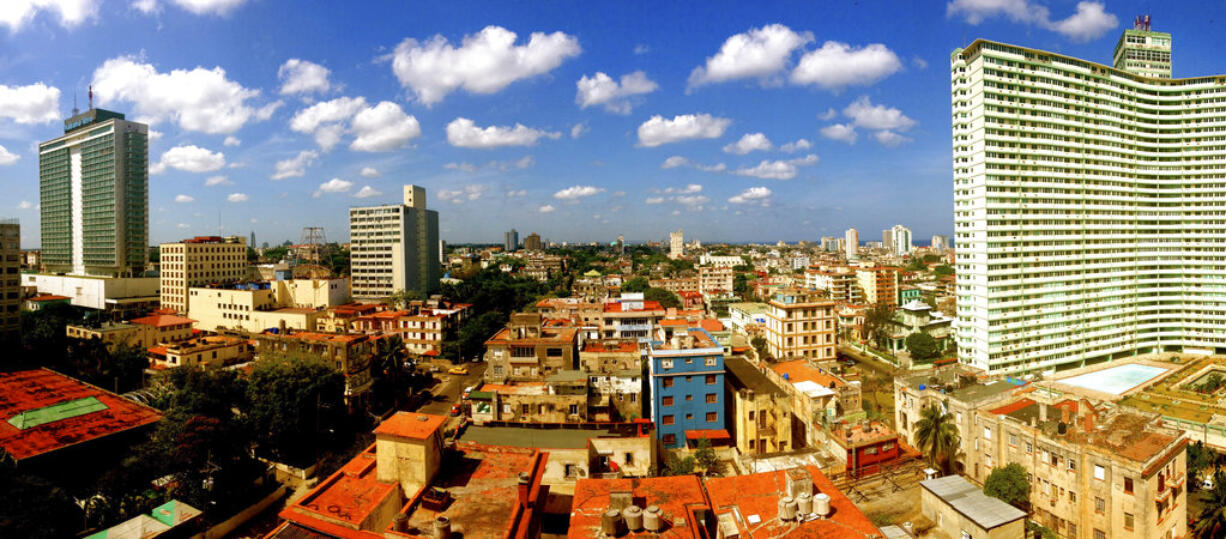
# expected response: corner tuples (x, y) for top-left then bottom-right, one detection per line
(503, 228), (518, 253)
(888, 224), (912, 257)
(39, 107), (149, 277)
(669, 228), (684, 259)
(952, 22), (1218, 373)
(349, 185), (440, 300)
(523, 232), (542, 251)
(930, 234), (948, 253)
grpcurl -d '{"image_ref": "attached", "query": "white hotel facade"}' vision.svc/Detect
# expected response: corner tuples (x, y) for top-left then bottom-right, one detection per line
(951, 24), (1226, 374)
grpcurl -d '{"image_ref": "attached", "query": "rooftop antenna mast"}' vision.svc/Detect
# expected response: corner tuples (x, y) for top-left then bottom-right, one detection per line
(88, 85), (93, 110)
(72, 90), (79, 116)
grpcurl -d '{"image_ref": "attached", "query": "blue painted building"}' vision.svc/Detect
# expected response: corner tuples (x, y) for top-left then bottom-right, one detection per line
(648, 327), (726, 448)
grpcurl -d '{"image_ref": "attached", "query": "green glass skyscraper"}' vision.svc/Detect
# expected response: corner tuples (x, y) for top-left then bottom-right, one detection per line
(39, 107), (148, 277)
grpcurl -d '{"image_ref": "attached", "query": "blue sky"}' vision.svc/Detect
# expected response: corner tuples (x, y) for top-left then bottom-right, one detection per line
(0, 0), (1217, 247)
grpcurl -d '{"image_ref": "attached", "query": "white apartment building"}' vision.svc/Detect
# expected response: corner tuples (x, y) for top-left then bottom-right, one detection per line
(669, 229), (684, 259)
(950, 23), (1223, 374)
(349, 185), (440, 300)
(699, 254), (742, 268)
(844, 228), (858, 260)
(698, 265), (733, 295)
(160, 235), (247, 314)
(889, 224), (912, 257)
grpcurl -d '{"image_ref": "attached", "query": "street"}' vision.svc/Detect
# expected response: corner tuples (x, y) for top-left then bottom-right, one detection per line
(415, 360), (487, 415)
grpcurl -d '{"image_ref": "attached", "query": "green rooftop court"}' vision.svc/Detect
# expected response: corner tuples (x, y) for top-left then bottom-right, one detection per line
(7, 397), (108, 430)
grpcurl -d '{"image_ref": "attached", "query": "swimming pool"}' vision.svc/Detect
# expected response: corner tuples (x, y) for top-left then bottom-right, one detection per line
(1057, 364), (1169, 395)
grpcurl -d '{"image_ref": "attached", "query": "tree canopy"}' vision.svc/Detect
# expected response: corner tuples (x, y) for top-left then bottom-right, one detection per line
(906, 332), (941, 361)
(983, 462), (1029, 509)
(246, 355), (346, 463)
(914, 403), (960, 475)
(644, 287), (681, 309)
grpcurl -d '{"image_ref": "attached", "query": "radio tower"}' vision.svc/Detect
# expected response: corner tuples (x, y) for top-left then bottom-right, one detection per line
(300, 226), (328, 263)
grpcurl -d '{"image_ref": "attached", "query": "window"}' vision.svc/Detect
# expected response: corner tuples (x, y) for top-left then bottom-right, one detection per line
(1025, 441), (1033, 454)
(663, 415), (675, 425)
(569, 404), (579, 415)
(1067, 523), (1076, 538)
(1094, 465), (1105, 481)
(663, 378), (674, 388)
(1095, 497), (1105, 513)
(1068, 460), (1076, 472)
(663, 434), (676, 445)
(685, 394), (693, 401)
(662, 359), (673, 369)
(1124, 512), (1134, 531)
(1009, 433), (1017, 446)
(706, 393), (717, 403)
(663, 396), (674, 406)
(985, 454), (993, 467)
(1124, 477), (1133, 494)
(625, 452), (633, 465)
(706, 374), (717, 384)
(706, 412), (717, 422)
(748, 411), (755, 420)
(1069, 491), (1075, 502)
(705, 357), (717, 366)
(1094, 530), (1105, 539)
(983, 426), (991, 440)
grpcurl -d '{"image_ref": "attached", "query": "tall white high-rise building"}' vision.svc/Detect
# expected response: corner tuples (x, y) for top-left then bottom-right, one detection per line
(931, 234), (949, 253)
(950, 21), (1216, 374)
(349, 185), (440, 300)
(669, 229), (684, 259)
(889, 224), (912, 257)
(843, 228), (858, 260)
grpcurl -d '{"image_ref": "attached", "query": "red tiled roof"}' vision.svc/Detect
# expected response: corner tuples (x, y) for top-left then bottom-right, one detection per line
(704, 467), (880, 538)
(130, 314), (196, 328)
(685, 429), (730, 440)
(0, 369), (163, 460)
(570, 475), (710, 538)
(989, 398), (1036, 416)
(583, 341), (638, 353)
(602, 300), (664, 313)
(698, 319), (724, 332)
(372, 412), (445, 440)
(771, 360), (846, 388)
(27, 294), (71, 302)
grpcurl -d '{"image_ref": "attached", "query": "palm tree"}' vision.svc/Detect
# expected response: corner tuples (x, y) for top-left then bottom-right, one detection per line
(1194, 470), (1226, 538)
(914, 403), (960, 476)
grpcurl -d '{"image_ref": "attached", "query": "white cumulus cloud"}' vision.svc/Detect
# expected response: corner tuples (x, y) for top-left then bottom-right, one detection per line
(278, 58), (331, 95)
(91, 56), (275, 134)
(821, 123), (858, 144)
(353, 185), (382, 198)
(790, 41), (902, 92)
(222, 135), (240, 146)
(538, 204), (555, 213)
(637, 113), (731, 147)
(729, 186), (772, 206)
(446, 117), (560, 148)
(204, 175), (232, 186)
(271, 149), (318, 180)
(575, 71), (657, 114)
(350, 101), (421, 152)
(360, 167), (379, 178)
(174, 194), (194, 203)
(688, 24), (812, 88)
(390, 25), (581, 106)
(314, 177), (353, 197)
(660, 156), (726, 173)
(18, 200), (33, 209)
(780, 139), (812, 153)
(733, 154), (818, 180)
(553, 185), (605, 200)
(570, 123), (588, 139)
(0, 83), (60, 124)
(0, 145), (18, 165)
(844, 95), (915, 131)
(438, 185), (488, 204)
(135, 0), (247, 16)
(226, 192), (247, 203)
(1, 0), (98, 31)
(723, 133), (773, 155)
(150, 144), (225, 174)
(947, 0), (1117, 42)
(507, 189), (527, 198)
(874, 130), (912, 147)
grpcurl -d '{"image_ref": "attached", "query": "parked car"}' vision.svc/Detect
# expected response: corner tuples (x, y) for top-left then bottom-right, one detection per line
(449, 403), (462, 416)
(462, 385), (476, 400)
(448, 366), (469, 375)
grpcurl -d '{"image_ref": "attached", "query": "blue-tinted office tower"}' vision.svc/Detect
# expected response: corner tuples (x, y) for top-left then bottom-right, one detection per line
(649, 327), (726, 448)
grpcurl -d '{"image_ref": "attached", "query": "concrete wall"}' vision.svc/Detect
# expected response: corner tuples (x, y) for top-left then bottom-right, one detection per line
(921, 486), (1023, 539)
(375, 432), (441, 496)
(24, 273), (159, 310)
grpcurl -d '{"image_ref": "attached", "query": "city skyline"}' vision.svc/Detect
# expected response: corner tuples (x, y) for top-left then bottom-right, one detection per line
(0, 1), (1210, 247)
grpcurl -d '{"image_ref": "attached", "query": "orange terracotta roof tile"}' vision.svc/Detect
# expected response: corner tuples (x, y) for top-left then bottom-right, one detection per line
(130, 314), (196, 328)
(704, 467), (880, 538)
(372, 412), (446, 440)
(771, 360), (846, 388)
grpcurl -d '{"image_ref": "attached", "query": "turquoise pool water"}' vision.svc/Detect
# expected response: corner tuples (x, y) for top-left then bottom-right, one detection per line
(1057, 364), (1168, 395)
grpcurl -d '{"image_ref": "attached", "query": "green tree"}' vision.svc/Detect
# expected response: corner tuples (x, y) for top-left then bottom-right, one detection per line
(246, 355), (346, 463)
(905, 332), (941, 362)
(371, 335), (410, 411)
(386, 289), (425, 309)
(694, 438), (720, 475)
(751, 336), (771, 362)
(664, 453), (696, 476)
(262, 245), (289, 262)
(1189, 440), (1213, 489)
(933, 264), (955, 277)
(0, 451), (83, 538)
(620, 277), (650, 293)
(914, 403), (960, 475)
(644, 287), (681, 309)
(983, 462), (1030, 510)
(862, 303), (896, 350)
(1194, 470), (1226, 538)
